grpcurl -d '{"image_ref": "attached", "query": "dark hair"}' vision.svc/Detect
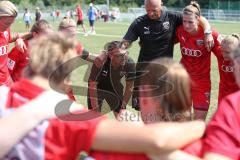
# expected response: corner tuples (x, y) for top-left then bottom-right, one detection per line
(104, 41), (121, 52)
(183, 1), (201, 17)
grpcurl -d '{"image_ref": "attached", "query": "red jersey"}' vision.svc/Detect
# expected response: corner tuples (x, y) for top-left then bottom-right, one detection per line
(0, 28), (11, 85)
(214, 51), (239, 103)
(203, 91), (240, 159)
(7, 40), (29, 82)
(176, 26), (221, 85)
(89, 151), (148, 160)
(0, 79), (104, 160)
(76, 6), (83, 21)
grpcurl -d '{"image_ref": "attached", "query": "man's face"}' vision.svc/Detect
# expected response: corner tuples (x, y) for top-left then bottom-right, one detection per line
(183, 14), (199, 34)
(110, 48), (128, 67)
(145, 2), (161, 20)
(0, 16), (15, 32)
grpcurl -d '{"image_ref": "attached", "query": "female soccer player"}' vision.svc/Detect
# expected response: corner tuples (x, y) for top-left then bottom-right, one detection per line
(0, 0), (27, 85)
(215, 34), (239, 104)
(175, 1), (222, 120)
(0, 33), (205, 160)
(7, 19), (53, 82)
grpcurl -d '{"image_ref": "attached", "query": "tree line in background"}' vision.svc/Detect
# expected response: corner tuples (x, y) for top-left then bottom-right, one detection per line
(10, 0), (240, 10)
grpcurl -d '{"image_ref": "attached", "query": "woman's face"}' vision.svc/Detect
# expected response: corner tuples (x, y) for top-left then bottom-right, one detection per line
(0, 16), (15, 32)
(233, 57), (240, 87)
(221, 40), (238, 61)
(60, 26), (77, 37)
(183, 14), (199, 34)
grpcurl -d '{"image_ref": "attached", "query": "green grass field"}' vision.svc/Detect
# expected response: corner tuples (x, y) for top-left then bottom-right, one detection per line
(12, 19), (240, 121)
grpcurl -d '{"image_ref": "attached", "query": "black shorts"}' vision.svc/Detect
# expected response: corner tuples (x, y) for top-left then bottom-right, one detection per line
(89, 20), (94, 27)
(77, 20), (83, 25)
(87, 89), (124, 113)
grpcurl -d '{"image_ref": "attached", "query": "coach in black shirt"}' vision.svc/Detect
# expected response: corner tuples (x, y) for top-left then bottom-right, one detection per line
(88, 41), (135, 118)
(122, 0), (213, 62)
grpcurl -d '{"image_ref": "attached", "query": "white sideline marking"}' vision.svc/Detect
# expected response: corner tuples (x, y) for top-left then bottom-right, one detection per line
(77, 31), (122, 38)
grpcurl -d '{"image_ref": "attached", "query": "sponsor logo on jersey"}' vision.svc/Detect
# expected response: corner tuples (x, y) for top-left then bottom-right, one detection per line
(163, 21), (170, 30)
(181, 47), (202, 57)
(221, 65), (234, 72)
(0, 45), (8, 56)
(7, 58), (16, 70)
(144, 26), (150, 34)
(196, 39), (204, 46)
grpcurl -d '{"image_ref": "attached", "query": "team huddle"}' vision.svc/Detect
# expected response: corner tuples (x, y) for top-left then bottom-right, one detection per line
(0, 0), (240, 160)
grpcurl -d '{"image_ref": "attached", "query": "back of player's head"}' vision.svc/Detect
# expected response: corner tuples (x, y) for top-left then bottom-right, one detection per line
(26, 32), (77, 85)
(183, 1), (201, 17)
(58, 17), (76, 31)
(140, 58), (192, 121)
(30, 19), (53, 34)
(104, 41), (121, 52)
(0, 0), (18, 17)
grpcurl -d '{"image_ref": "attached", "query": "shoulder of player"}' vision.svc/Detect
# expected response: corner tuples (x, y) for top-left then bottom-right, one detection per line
(134, 14), (148, 23)
(222, 91), (240, 114)
(165, 10), (181, 18)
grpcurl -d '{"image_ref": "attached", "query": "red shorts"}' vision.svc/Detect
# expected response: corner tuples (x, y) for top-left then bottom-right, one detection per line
(191, 82), (211, 111)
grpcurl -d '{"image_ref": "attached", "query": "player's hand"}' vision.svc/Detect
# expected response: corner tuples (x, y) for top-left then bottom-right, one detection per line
(15, 38), (27, 53)
(94, 51), (108, 68)
(204, 34), (214, 52)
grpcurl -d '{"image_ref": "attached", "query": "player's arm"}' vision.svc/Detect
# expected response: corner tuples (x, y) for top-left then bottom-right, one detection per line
(120, 80), (134, 110)
(149, 150), (203, 160)
(91, 120), (206, 155)
(204, 153), (233, 160)
(88, 80), (100, 111)
(9, 32), (32, 53)
(199, 16), (214, 52)
(0, 91), (67, 158)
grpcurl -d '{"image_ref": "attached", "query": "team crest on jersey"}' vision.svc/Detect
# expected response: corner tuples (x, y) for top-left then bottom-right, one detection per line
(163, 21), (170, 30)
(3, 31), (8, 40)
(144, 26), (150, 34)
(7, 58), (16, 70)
(196, 39), (204, 46)
(217, 35), (224, 44)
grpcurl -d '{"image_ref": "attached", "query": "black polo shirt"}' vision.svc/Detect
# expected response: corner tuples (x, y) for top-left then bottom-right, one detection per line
(89, 57), (135, 96)
(123, 10), (182, 62)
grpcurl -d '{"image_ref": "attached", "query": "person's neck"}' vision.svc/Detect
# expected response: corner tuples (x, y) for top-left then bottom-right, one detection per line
(30, 76), (52, 90)
(189, 27), (199, 36)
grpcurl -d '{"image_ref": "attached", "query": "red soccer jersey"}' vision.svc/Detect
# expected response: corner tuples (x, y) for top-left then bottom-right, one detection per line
(0, 28), (11, 85)
(176, 26), (221, 85)
(7, 40), (29, 82)
(203, 91), (240, 159)
(76, 6), (83, 21)
(0, 79), (104, 160)
(89, 151), (148, 160)
(214, 50), (239, 104)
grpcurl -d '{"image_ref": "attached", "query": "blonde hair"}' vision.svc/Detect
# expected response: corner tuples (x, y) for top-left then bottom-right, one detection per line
(222, 33), (240, 46)
(140, 58), (192, 121)
(0, 1), (18, 17)
(231, 43), (240, 59)
(183, 1), (201, 17)
(58, 17), (77, 31)
(26, 33), (78, 84)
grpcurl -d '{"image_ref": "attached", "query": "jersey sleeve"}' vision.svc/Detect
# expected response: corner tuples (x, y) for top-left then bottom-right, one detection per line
(212, 31), (223, 57)
(45, 115), (105, 160)
(123, 19), (139, 42)
(203, 97), (240, 160)
(171, 11), (183, 27)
